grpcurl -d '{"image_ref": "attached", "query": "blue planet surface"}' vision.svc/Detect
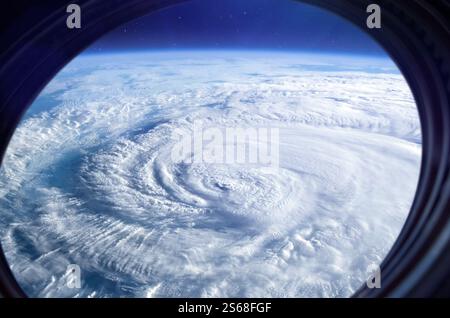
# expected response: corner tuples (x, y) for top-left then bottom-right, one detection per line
(0, 51), (421, 297)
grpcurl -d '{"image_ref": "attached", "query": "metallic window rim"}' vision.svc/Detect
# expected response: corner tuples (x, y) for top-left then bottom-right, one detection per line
(0, 0), (449, 298)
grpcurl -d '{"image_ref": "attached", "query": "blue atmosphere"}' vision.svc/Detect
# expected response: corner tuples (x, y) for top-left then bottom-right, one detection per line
(87, 0), (385, 55)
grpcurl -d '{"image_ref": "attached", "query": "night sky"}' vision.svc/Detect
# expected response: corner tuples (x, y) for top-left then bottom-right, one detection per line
(87, 0), (386, 56)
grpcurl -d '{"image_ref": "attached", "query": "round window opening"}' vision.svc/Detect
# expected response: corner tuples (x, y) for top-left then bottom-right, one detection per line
(0, 0), (422, 298)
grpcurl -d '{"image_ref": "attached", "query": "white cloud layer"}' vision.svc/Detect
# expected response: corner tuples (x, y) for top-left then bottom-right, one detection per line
(0, 51), (421, 297)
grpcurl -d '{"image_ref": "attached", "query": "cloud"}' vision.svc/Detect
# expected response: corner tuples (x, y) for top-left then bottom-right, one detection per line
(0, 51), (421, 297)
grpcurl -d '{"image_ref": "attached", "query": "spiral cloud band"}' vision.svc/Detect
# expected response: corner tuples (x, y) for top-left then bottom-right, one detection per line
(0, 51), (421, 297)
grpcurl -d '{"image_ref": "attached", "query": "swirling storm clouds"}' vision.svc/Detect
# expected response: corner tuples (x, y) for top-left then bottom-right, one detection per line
(0, 51), (421, 297)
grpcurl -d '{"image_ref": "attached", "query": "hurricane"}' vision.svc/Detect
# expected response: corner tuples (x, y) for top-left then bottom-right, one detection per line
(0, 51), (421, 297)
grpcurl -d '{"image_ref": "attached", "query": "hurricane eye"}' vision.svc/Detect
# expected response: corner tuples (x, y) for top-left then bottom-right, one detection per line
(0, 0), (422, 298)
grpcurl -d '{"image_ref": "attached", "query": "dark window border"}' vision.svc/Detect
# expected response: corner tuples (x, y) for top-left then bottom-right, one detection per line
(0, 0), (449, 298)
